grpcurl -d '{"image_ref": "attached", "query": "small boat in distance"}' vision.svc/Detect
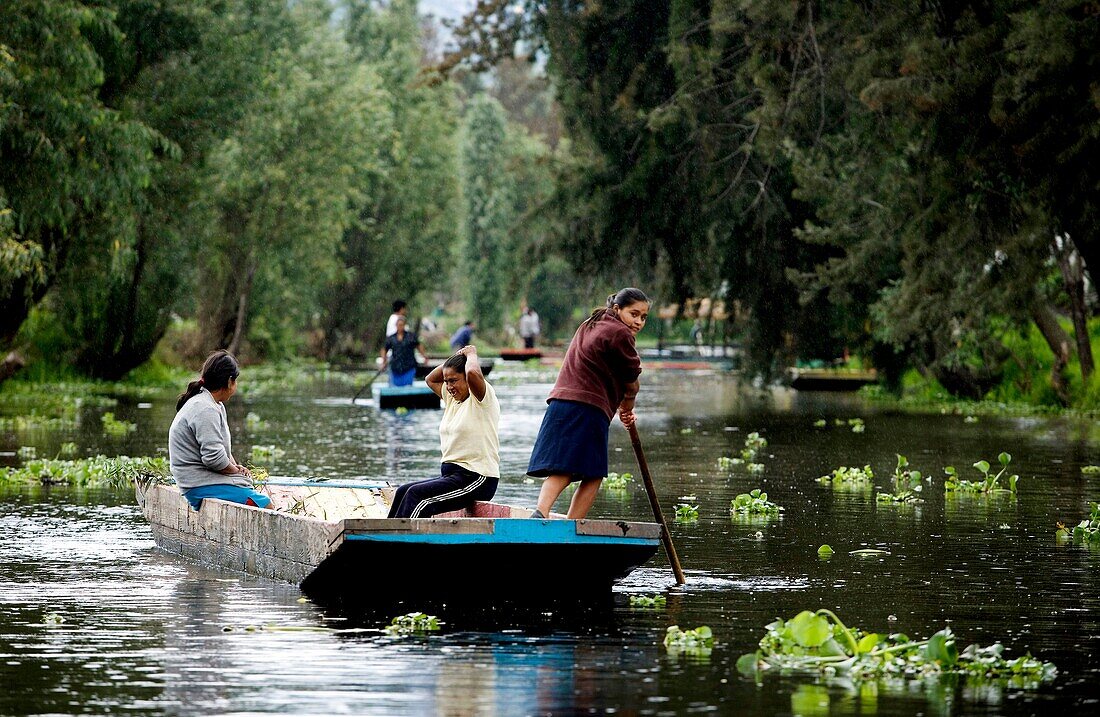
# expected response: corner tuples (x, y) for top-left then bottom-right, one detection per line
(414, 358), (494, 380)
(788, 367), (878, 392)
(372, 383), (441, 409)
(134, 480), (662, 601)
(498, 348), (543, 361)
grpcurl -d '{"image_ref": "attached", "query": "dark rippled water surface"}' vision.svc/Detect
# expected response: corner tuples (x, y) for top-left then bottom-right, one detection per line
(3, 365), (1100, 715)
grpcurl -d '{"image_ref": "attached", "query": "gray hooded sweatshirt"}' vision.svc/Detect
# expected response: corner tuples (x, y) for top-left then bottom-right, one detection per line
(168, 388), (248, 490)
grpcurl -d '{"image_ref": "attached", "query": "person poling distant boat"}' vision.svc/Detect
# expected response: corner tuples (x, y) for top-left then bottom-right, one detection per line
(527, 288), (649, 519)
(380, 315), (427, 387)
(386, 345), (500, 518)
(168, 350), (270, 510)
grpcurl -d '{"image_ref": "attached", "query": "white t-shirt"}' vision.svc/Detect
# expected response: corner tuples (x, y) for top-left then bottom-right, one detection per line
(386, 313), (402, 336)
(439, 381), (500, 478)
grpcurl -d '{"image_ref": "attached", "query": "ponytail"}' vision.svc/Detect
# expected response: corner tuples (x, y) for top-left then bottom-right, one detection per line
(176, 350), (241, 412)
(582, 287), (650, 328)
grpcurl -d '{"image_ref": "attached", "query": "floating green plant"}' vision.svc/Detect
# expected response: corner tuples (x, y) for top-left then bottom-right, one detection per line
(629, 594), (667, 608)
(603, 471), (634, 490)
(0, 414), (79, 431)
(1082, 465), (1100, 476)
(58, 442), (77, 457)
(679, 427), (694, 434)
(664, 625), (713, 656)
(42, 613), (65, 626)
(813, 418), (827, 428)
(964, 415), (979, 423)
(717, 456), (745, 470)
(245, 412), (267, 430)
(817, 545), (834, 557)
(744, 432), (767, 452)
(17, 446), (36, 459)
(818, 465), (874, 486)
(250, 445), (286, 462)
(384, 612), (441, 636)
(848, 418), (865, 433)
(1056, 502), (1100, 545)
(100, 412), (136, 437)
(674, 503), (699, 522)
(876, 454), (924, 504)
(747, 462), (765, 475)
(736, 610), (1056, 686)
(730, 489), (783, 516)
(1, 455), (169, 488)
(944, 453), (1019, 493)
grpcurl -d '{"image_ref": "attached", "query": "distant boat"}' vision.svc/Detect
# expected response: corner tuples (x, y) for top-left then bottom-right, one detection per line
(372, 384), (441, 409)
(414, 358), (494, 380)
(134, 480), (661, 600)
(498, 348), (543, 361)
(788, 367), (878, 392)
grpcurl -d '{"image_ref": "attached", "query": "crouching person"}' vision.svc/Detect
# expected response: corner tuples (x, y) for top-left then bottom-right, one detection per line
(387, 346), (499, 518)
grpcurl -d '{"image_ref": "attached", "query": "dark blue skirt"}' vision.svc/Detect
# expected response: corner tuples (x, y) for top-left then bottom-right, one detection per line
(527, 399), (610, 481)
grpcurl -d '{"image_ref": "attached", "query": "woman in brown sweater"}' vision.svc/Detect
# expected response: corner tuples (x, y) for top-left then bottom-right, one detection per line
(527, 288), (649, 519)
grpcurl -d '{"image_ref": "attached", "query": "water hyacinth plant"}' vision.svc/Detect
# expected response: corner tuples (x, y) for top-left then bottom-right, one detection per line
(674, 503), (699, 522)
(717, 456), (744, 470)
(944, 453), (1019, 493)
(1082, 465), (1100, 476)
(747, 462), (765, 475)
(603, 471), (633, 490)
(250, 445), (286, 463)
(1056, 502), (1100, 545)
(1, 456), (170, 488)
(384, 612), (441, 636)
(100, 412), (136, 437)
(629, 594), (667, 608)
(876, 455), (924, 504)
(730, 489), (783, 516)
(818, 465), (874, 486)
(736, 610), (1056, 687)
(664, 625), (714, 656)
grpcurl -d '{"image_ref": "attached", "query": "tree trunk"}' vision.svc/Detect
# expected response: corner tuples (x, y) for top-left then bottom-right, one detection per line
(226, 259), (258, 357)
(1030, 300), (1072, 406)
(1054, 235), (1094, 381)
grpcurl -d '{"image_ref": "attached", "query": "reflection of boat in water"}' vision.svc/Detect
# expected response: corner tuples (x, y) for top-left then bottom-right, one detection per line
(788, 368), (877, 392)
(372, 383), (441, 409)
(135, 480), (661, 601)
(414, 358), (495, 380)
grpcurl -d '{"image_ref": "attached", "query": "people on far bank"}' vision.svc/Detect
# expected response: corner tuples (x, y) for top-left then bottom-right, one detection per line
(527, 288), (649, 520)
(518, 306), (541, 349)
(387, 345), (500, 518)
(380, 315), (427, 387)
(450, 320), (475, 351)
(386, 299), (407, 337)
(168, 350), (270, 510)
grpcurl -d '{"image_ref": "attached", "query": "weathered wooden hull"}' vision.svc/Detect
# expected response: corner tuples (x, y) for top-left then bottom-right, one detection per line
(788, 368), (878, 392)
(372, 384), (441, 409)
(135, 481), (661, 601)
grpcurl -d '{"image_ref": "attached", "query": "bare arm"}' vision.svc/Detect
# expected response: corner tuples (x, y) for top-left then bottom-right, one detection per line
(425, 363), (445, 398)
(618, 379), (640, 427)
(457, 345), (486, 401)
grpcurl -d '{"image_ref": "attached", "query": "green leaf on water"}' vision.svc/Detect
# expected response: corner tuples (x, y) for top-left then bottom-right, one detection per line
(857, 633), (881, 654)
(789, 610), (832, 648)
(736, 651), (761, 678)
(974, 460), (991, 474)
(817, 544), (834, 556)
(998, 452), (1011, 466)
(925, 629), (958, 666)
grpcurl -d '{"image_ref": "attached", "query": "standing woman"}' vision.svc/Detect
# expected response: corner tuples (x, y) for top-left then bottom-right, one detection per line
(380, 315), (426, 387)
(528, 288), (649, 519)
(169, 350), (270, 510)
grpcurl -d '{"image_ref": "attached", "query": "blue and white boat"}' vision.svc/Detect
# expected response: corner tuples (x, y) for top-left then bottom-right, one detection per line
(135, 480), (662, 601)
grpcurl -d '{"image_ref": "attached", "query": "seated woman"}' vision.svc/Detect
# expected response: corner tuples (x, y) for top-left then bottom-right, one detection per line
(168, 350), (270, 510)
(387, 345), (499, 518)
(381, 315), (427, 386)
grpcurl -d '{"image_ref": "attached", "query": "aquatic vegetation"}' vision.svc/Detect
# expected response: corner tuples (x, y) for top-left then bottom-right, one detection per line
(664, 625), (713, 656)
(1082, 465), (1100, 476)
(736, 610), (1056, 687)
(603, 471), (634, 490)
(813, 418), (827, 428)
(1056, 502), (1100, 545)
(100, 412), (136, 436)
(244, 412), (267, 430)
(848, 418), (865, 433)
(629, 594), (667, 608)
(384, 612), (441, 636)
(730, 489), (783, 515)
(964, 415), (979, 423)
(17, 446), (36, 459)
(744, 431), (767, 452)
(1, 455), (169, 488)
(876, 454), (924, 504)
(42, 613), (65, 626)
(717, 456), (744, 470)
(817, 545), (834, 557)
(674, 503), (699, 522)
(818, 465), (874, 486)
(944, 453), (1019, 493)
(58, 442), (77, 457)
(747, 462), (765, 475)
(0, 413), (79, 432)
(394, 406), (409, 416)
(721, 431), (770, 468)
(250, 445), (286, 462)
(679, 427), (694, 434)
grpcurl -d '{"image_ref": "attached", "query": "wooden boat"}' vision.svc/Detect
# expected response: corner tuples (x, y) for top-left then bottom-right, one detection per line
(134, 479), (662, 600)
(372, 383), (441, 409)
(788, 367), (878, 392)
(498, 348), (543, 361)
(414, 358), (494, 380)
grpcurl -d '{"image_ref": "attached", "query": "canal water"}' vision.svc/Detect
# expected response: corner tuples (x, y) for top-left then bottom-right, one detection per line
(2, 365), (1099, 715)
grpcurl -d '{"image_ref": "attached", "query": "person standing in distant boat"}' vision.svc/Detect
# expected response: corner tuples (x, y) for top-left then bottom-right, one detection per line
(519, 306), (541, 349)
(386, 299), (408, 337)
(381, 315), (427, 387)
(387, 345), (500, 518)
(450, 320), (475, 351)
(527, 288), (648, 519)
(169, 351), (270, 510)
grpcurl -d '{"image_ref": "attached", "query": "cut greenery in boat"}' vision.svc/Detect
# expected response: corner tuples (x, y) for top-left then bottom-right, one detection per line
(736, 610), (1056, 687)
(730, 489), (783, 516)
(944, 452), (1019, 493)
(876, 454), (924, 504)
